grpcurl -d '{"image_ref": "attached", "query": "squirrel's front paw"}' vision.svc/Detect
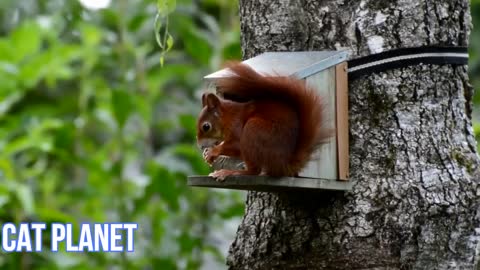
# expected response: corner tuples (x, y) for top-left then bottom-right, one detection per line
(209, 170), (227, 182)
(209, 169), (237, 182)
(203, 148), (218, 165)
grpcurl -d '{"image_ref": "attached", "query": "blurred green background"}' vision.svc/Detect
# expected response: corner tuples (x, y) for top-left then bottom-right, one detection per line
(0, 0), (479, 269)
(0, 0), (242, 269)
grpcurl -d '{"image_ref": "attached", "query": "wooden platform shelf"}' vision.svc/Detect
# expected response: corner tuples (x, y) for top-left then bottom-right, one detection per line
(188, 176), (353, 192)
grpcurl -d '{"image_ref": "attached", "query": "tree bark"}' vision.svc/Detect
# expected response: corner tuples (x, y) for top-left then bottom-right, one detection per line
(227, 0), (480, 269)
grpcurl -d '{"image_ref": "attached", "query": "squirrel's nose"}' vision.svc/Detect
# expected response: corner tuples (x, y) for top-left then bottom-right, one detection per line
(197, 138), (220, 150)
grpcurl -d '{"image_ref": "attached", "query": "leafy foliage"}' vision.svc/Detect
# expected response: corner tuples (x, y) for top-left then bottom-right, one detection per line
(0, 0), (242, 269)
(155, 0), (176, 66)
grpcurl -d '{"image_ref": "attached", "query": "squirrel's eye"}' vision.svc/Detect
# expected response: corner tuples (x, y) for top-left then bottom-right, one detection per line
(202, 122), (211, 132)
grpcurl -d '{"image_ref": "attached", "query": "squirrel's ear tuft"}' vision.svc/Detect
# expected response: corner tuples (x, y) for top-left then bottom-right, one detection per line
(205, 93), (220, 109)
(201, 93), (208, 107)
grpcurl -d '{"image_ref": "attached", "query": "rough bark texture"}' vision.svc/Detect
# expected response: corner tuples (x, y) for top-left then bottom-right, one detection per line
(227, 0), (480, 269)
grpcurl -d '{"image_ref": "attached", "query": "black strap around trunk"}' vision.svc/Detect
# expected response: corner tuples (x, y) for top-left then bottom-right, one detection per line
(347, 46), (469, 80)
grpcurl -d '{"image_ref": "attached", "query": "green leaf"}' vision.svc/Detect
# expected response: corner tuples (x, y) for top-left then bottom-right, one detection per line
(133, 94), (152, 123)
(0, 158), (15, 181)
(53, 122), (75, 150)
(111, 90), (135, 128)
(172, 144), (210, 174)
(153, 258), (177, 270)
(178, 233), (201, 253)
(180, 23), (213, 65)
(147, 162), (179, 211)
(0, 92), (24, 118)
(4, 136), (32, 156)
(0, 39), (15, 62)
(0, 195), (9, 209)
(179, 114), (196, 139)
(101, 9), (120, 28)
(18, 51), (51, 87)
(157, 0), (176, 16)
(154, 14), (164, 49)
(15, 184), (34, 215)
(219, 203), (245, 219)
(37, 207), (76, 223)
(160, 55), (165, 67)
(10, 21), (42, 62)
(222, 40), (242, 60)
(128, 14), (148, 31)
(80, 24), (101, 46)
(166, 0), (176, 14)
(166, 33), (174, 52)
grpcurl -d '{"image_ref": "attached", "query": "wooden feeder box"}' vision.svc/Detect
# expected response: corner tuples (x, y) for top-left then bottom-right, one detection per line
(188, 51), (352, 192)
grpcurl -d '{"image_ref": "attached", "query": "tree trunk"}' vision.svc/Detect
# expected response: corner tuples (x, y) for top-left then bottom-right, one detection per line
(227, 0), (480, 269)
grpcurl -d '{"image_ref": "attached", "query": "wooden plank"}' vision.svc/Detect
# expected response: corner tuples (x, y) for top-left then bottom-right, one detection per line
(301, 67), (337, 180)
(188, 176), (353, 192)
(335, 63), (349, 181)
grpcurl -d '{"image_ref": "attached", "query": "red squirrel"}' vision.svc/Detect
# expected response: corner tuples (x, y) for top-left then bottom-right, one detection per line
(196, 62), (330, 181)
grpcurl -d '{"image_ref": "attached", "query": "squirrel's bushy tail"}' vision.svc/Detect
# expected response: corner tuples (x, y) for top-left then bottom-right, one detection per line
(216, 62), (331, 175)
